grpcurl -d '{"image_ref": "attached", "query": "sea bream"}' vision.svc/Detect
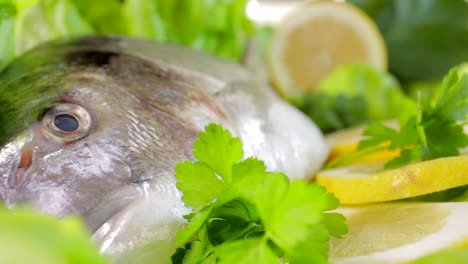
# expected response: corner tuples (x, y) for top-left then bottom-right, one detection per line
(0, 36), (328, 263)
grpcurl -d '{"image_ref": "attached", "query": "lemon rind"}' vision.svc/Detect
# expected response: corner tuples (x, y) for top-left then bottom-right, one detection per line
(317, 156), (468, 204)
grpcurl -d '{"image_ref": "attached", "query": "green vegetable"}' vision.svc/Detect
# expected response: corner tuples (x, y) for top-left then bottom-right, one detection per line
(0, 2), (15, 70)
(411, 248), (468, 264)
(0, 207), (107, 264)
(173, 124), (347, 263)
(69, 0), (125, 33)
(0, 48), (71, 145)
(349, 0), (468, 84)
(298, 93), (371, 134)
(406, 82), (441, 102)
(329, 63), (468, 169)
(0, 0), (253, 72)
(296, 64), (415, 133)
(122, 0), (253, 61)
(14, 0), (93, 55)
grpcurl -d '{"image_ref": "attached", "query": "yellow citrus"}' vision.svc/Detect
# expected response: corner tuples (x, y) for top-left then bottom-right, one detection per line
(316, 155), (468, 204)
(330, 202), (468, 264)
(325, 120), (399, 164)
(269, 1), (387, 99)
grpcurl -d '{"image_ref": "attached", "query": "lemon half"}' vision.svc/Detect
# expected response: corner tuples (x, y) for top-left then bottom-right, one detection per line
(269, 1), (387, 99)
(330, 202), (468, 264)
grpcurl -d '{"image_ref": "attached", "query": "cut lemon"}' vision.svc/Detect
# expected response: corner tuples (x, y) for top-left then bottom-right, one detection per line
(329, 202), (468, 264)
(316, 156), (468, 204)
(325, 121), (468, 165)
(325, 120), (399, 164)
(269, 1), (387, 99)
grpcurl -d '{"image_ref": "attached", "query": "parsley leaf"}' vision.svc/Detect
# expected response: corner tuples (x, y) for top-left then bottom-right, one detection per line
(173, 124), (347, 264)
(284, 226), (329, 264)
(176, 207), (213, 245)
(217, 238), (279, 264)
(193, 124), (243, 181)
(256, 179), (330, 251)
(432, 64), (468, 121)
(176, 162), (224, 211)
(335, 63), (468, 169)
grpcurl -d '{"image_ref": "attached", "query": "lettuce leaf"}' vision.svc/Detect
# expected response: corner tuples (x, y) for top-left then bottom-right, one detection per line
(0, 0), (254, 72)
(0, 2), (15, 70)
(297, 64), (415, 133)
(0, 207), (108, 264)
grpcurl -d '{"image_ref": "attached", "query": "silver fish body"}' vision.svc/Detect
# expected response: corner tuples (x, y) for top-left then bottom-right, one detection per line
(0, 36), (328, 263)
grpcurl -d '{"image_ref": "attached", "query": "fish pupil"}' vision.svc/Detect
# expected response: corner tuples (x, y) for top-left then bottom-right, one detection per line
(54, 114), (79, 132)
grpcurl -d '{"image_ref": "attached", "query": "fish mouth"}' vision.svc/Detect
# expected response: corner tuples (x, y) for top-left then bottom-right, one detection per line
(0, 130), (33, 206)
(84, 182), (147, 233)
(9, 140), (34, 189)
(86, 181), (190, 262)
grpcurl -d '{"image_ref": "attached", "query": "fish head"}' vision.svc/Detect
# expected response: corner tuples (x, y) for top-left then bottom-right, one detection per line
(0, 38), (233, 261)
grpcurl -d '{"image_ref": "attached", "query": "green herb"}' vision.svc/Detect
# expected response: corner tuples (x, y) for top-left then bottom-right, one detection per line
(330, 63), (468, 169)
(0, 2), (15, 70)
(69, 0), (126, 33)
(296, 64), (415, 133)
(0, 207), (107, 264)
(14, 0), (94, 55)
(349, 0), (468, 84)
(297, 93), (371, 134)
(0, 0), (253, 72)
(406, 81), (441, 102)
(173, 124), (347, 263)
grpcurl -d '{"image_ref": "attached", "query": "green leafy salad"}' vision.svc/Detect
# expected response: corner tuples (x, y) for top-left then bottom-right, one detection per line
(0, 0), (253, 70)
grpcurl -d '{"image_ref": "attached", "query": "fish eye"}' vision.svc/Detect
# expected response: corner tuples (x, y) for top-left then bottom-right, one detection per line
(42, 103), (92, 142)
(54, 114), (79, 132)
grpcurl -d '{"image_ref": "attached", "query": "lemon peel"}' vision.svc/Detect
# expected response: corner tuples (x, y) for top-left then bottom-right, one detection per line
(316, 156), (468, 204)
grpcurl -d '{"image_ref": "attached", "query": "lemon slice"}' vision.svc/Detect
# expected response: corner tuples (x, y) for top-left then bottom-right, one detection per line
(329, 202), (468, 264)
(325, 120), (399, 164)
(316, 156), (468, 204)
(269, 1), (387, 98)
(325, 121), (468, 165)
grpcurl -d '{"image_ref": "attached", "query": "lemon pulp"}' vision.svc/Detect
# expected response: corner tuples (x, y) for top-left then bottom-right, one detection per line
(269, 1), (387, 98)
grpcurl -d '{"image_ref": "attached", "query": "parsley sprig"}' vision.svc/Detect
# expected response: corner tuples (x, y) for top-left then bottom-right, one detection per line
(172, 124), (347, 264)
(328, 63), (468, 170)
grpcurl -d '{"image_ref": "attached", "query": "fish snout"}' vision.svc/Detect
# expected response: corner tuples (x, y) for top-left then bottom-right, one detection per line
(1, 143), (134, 218)
(88, 181), (190, 263)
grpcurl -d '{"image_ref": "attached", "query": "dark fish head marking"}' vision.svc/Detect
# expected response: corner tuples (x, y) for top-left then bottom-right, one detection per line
(66, 51), (119, 67)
